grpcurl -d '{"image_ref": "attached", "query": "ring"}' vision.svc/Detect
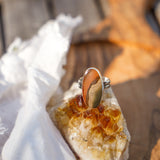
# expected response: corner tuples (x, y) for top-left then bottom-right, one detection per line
(78, 67), (110, 108)
(78, 76), (110, 89)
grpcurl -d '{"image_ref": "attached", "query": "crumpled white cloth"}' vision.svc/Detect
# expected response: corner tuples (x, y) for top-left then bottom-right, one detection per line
(0, 14), (82, 160)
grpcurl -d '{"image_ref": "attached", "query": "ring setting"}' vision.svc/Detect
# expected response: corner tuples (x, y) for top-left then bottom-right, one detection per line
(78, 67), (110, 108)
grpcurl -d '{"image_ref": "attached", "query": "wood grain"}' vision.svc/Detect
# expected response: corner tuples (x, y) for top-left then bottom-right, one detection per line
(61, 41), (160, 160)
(1, 0), (160, 159)
(113, 72), (160, 160)
(0, 31), (2, 56)
(61, 0), (160, 159)
(151, 139), (160, 160)
(0, 2), (4, 56)
(155, 2), (160, 25)
(75, 0), (159, 48)
(3, 0), (49, 47)
(61, 42), (122, 90)
(52, 0), (102, 33)
(72, 0), (160, 85)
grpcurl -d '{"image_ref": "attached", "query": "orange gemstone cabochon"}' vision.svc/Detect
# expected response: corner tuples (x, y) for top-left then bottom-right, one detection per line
(82, 68), (103, 108)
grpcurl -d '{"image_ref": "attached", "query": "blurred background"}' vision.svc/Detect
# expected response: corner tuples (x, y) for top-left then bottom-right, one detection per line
(0, 0), (160, 159)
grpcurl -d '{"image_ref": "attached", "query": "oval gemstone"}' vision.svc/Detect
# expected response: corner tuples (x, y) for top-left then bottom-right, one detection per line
(82, 68), (103, 108)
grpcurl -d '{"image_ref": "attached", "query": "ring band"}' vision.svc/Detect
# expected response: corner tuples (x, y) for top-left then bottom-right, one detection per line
(78, 76), (110, 89)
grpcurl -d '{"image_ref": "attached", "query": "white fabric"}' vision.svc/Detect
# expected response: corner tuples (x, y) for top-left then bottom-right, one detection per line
(0, 14), (82, 160)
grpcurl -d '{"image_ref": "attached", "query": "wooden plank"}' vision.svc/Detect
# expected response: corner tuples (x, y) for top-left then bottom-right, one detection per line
(61, 42), (122, 91)
(0, 2), (4, 56)
(61, 40), (160, 159)
(52, 0), (102, 33)
(0, 29), (2, 56)
(155, 2), (160, 25)
(1, 1), (160, 159)
(3, 0), (49, 47)
(99, 0), (110, 17)
(75, 0), (160, 49)
(151, 139), (160, 160)
(72, 0), (160, 93)
(113, 72), (160, 160)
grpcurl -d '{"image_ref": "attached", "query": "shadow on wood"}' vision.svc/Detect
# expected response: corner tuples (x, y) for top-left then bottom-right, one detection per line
(60, 42), (123, 90)
(112, 72), (160, 160)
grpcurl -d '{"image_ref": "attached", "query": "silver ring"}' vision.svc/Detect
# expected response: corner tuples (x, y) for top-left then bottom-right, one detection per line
(78, 67), (110, 108)
(78, 76), (110, 89)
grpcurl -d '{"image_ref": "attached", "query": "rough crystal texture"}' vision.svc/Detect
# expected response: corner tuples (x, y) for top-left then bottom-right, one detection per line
(49, 83), (131, 160)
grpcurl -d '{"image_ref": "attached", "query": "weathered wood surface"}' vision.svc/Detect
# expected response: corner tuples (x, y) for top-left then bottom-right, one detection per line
(1, 0), (160, 159)
(0, 3), (3, 56)
(60, 0), (160, 159)
(151, 139), (160, 160)
(61, 42), (160, 160)
(73, 0), (160, 84)
(3, 0), (49, 47)
(53, 0), (102, 33)
(155, 1), (160, 25)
